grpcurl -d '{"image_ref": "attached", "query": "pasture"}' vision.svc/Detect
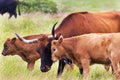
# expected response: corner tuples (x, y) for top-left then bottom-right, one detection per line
(0, 0), (120, 80)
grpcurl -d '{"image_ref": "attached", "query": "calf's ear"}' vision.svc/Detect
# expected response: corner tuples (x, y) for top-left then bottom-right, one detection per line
(7, 38), (11, 41)
(52, 41), (56, 45)
(58, 35), (63, 44)
(11, 38), (16, 44)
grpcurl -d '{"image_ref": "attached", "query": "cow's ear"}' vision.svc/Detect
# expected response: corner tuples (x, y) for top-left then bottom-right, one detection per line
(11, 38), (16, 44)
(58, 35), (63, 44)
(7, 38), (11, 41)
(52, 41), (57, 45)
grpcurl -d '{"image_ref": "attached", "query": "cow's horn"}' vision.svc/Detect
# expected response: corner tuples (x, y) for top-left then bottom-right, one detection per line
(51, 22), (57, 38)
(15, 33), (38, 43)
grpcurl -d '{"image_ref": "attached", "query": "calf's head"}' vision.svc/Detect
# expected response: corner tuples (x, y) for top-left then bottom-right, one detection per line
(51, 35), (65, 62)
(2, 38), (17, 56)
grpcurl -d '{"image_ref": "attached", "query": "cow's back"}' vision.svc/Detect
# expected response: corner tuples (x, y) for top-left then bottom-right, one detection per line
(62, 33), (112, 64)
(23, 34), (49, 40)
(55, 11), (120, 38)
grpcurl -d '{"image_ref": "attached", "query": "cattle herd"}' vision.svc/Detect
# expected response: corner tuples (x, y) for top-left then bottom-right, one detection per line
(1, 2), (120, 80)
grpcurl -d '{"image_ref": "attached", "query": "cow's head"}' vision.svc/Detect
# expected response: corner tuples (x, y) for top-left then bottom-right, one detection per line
(36, 35), (54, 72)
(39, 22), (63, 72)
(51, 35), (65, 62)
(2, 38), (17, 56)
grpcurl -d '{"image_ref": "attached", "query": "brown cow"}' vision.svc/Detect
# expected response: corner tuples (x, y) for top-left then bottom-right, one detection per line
(1, 34), (49, 70)
(51, 33), (120, 80)
(15, 11), (120, 76)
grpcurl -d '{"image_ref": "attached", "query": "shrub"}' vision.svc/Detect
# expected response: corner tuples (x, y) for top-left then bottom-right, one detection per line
(19, 0), (58, 13)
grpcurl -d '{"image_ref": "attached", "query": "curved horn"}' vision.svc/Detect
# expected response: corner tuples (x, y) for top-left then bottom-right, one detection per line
(15, 33), (38, 43)
(51, 22), (57, 37)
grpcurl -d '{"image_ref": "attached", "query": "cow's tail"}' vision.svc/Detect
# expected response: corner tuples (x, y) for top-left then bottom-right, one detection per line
(18, 0), (21, 15)
(15, 33), (38, 44)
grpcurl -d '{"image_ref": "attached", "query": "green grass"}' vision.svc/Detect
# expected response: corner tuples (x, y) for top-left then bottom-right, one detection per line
(0, 0), (120, 80)
(55, 0), (120, 12)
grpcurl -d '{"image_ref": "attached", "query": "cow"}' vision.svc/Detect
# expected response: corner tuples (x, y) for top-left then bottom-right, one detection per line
(0, 0), (21, 18)
(15, 11), (120, 77)
(1, 34), (49, 70)
(51, 33), (120, 80)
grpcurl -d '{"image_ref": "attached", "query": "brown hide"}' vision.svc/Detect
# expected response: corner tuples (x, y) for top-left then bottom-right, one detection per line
(2, 34), (49, 70)
(51, 33), (120, 79)
(55, 11), (120, 38)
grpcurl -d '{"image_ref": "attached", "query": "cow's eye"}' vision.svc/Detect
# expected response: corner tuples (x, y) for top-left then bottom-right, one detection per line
(52, 48), (56, 52)
(4, 44), (9, 51)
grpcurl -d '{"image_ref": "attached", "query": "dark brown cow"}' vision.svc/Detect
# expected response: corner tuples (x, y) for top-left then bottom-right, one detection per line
(51, 33), (120, 80)
(1, 34), (48, 70)
(16, 11), (120, 76)
(0, 0), (21, 18)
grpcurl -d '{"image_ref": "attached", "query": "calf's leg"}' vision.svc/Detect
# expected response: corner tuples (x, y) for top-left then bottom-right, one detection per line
(27, 61), (35, 71)
(57, 58), (84, 77)
(111, 57), (120, 79)
(81, 59), (90, 80)
(79, 68), (83, 74)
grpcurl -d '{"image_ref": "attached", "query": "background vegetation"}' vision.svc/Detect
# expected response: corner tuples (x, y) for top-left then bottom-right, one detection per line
(0, 0), (120, 80)
(20, 0), (58, 13)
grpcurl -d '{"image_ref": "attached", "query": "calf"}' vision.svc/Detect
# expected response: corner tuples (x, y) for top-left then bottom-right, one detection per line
(0, 0), (21, 18)
(51, 33), (120, 79)
(1, 34), (48, 70)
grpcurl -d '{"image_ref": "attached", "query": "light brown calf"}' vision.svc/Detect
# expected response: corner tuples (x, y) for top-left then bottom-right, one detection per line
(51, 33), (120, 79)
(1, 34), (49, 70)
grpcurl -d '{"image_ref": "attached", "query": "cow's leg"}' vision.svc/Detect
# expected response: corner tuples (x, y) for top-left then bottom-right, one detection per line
(57, 59), (66, 77)
(79, 68), (83, 74)
(13, 9), (17, 18)
(111, 57), (119, 79)
(104, 64), (110, 72)
(9, 13), (13, 19)
(81, 59), (90, 80)
(9, 11), (17, 19)
(13, 11), (17, 18)
(27, 61), (35, 71)
(111, 64), (114, 74)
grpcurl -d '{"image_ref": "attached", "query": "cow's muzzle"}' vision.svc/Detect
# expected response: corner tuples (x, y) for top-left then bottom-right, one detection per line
(2, 51), (7, 56)
(2, 52), (7, 56)
(40, 65), (51, 72)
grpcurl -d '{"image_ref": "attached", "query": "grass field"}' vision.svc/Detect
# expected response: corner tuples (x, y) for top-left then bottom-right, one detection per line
(0, 0), (120, 80)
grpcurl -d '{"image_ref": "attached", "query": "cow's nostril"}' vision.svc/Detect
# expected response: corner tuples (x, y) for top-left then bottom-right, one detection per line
(40, 67), (48, 72)
(40, 66), (51, 72)
(2, 52), (6, 56)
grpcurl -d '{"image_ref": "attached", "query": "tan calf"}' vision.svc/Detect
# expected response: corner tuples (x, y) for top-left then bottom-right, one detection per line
(51, 33), (120, 80)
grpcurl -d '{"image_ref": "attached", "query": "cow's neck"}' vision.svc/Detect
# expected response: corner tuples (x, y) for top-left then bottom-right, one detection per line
(55, 25), (76, 38)
(61, 39), (78, 62)
(18, 52), (30, 62)
(14, 40), (27, 54)
(13, 41), (29, 62)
